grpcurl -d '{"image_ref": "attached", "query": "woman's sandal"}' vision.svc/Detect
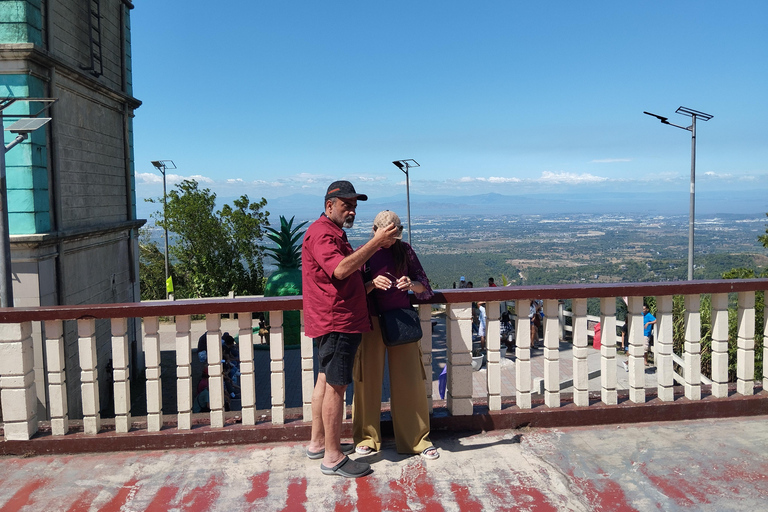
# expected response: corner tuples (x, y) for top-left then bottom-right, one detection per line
(421, 447), (439, 460)
(355, 445), (374, 455)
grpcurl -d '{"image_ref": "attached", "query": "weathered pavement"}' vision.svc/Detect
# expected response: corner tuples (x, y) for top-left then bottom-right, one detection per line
(2, 415), (767, 511)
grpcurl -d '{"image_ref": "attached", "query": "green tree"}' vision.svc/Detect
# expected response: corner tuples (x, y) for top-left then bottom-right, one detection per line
(138, 227), (167, 301)
(147, 180), (269, 298)
(263, 216), (308, 346)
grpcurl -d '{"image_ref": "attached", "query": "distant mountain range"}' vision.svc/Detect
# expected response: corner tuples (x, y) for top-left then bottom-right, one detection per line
(137, 189), (766, 224)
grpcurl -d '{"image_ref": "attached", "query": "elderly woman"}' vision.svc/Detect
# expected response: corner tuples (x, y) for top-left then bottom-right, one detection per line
(352, 210), (439, 460)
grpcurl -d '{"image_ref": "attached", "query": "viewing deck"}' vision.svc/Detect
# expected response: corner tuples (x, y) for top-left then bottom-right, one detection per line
(0, 279), (767, 509)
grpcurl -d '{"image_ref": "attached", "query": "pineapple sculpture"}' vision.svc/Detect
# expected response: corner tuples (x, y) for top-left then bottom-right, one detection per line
(264, 216), (308, 346)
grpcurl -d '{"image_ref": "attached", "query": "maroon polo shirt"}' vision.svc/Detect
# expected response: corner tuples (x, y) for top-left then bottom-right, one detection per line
(302, 214), (371, 338)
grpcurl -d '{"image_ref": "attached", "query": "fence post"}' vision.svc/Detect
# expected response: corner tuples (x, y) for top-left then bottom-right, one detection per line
(736, 291), (755, 396)
(627, 296), (646, 403)
(44, 320), (69, 435)
(599, 297), (617, 405)
(111, 317), (132, 433)
(176, 315), (192, 430)
(446, 303), (473, 415)
(300, 311), (314, 422)
(419, 304), (434, 412)
(710, 293), (729, 398)
(269, 310), (285, 425)
(572, 298), (589, 407)
(206, 315), (224, 428)
(683, 294), (702, 400)
(77, 318), (101, 434)
(656, 295), (674, 401)
(543, 299), (560, 408)
(515, 300), (532, 409)
(0, 322), (38, 440)
(240, 313), (257, 425)
(486, 301), (501, 411)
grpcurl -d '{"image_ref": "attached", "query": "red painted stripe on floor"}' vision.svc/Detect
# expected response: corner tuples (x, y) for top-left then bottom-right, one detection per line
(279, 477), (308, 512)
(144, 483), (180, 512)
(569, 471), (638, 512)
(355, 474), (384, 511)
(0, 478), (50, 512)
(98, 477), (140, 512)
(495, 476), (559, 512)
(66, 489), (99, 512)
(245, 471), (270, 503)
(450, 483), (483, 512)
(180, 474), (222, 511)
(389, 463), (444, 512)
(332, 480), (354, 512)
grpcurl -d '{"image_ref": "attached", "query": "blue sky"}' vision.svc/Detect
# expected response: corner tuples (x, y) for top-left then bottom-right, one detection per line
(131, 1), (767, 214)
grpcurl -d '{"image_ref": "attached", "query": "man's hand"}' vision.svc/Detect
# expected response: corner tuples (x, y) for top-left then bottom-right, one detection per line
(372, 222), (399, 248)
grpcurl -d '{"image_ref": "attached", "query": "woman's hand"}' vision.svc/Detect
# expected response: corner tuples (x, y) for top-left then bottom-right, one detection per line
(372, 274), (393, 290)
(395, 276), (413, 291)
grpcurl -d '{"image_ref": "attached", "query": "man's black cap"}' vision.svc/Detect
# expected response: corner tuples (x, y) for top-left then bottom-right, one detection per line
(325, 180), (368, 202)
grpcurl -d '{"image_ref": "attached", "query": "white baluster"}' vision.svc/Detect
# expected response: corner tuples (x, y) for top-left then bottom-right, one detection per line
(543, 299), (560, 408)
(77, 318), (101, 434)
(269, 310), (285, 424)
(0, 321), (38, 440)
(300, 311), (314, 422)
(418, 304), (434, 412)
(627, 296), (645, 403)
(446, 303), (474, 415)
(656, 296), (674, 401)
(239, 313), (256, 425)
(599, 298), (617, 405)
(572, 298), (589, 407)
(683, 294), (702, 400)
(486, 301), (501, 411)
(710, 293), (729, 398)
(764, 302), (768, 392)
(515, 300), (532, 409)
(44, 320), (68, 435)
(206, 315), (224, 428)
(143, 317), (162, 431)
(175, 315), (192, 430)
(110, 318), (131, 433)
(736, 292), (755, 395)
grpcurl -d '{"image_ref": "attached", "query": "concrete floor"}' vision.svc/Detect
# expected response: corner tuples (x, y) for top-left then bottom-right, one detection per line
(1, 415), (767, 511)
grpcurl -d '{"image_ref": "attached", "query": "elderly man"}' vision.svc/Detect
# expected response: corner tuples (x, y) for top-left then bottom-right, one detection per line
(302, 180), (399, 478)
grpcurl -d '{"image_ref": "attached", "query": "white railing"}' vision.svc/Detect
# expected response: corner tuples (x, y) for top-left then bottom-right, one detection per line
(0, 280), (766, 441)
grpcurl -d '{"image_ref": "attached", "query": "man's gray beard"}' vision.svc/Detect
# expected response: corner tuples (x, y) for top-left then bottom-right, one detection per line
(343, 216), (354, 228)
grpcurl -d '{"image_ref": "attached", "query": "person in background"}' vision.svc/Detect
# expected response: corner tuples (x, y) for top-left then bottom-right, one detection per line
(488, 277), (497, 287)
(477, 301), (487, 350)
(500, 311), (515, 350)
(458, 276), (467, 288)
(353, 210), (439, 461)
(643, 303), (657, 366)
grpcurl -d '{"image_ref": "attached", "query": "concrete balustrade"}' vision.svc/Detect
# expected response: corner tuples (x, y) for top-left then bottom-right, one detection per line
(599, 297), (618, 405)
(111, 317), (132, 433)
(0, 280), (766, 444)
(44, 320), (68, 435)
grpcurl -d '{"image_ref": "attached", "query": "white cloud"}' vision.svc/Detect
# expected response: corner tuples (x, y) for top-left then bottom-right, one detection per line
(590, 158), (631, 163)
(488, 176), (521, 183)
(537, 171), (608, 184)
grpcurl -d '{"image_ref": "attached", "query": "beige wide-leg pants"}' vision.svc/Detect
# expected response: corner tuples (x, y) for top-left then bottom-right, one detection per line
(352, 316), (432, 454)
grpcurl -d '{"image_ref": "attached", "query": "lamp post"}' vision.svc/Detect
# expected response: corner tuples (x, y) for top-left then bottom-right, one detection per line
(0, 98), (56, 307)
(391, 159), (420, 245)
(151, 160), (176, 298)
(644, 107), (712, 281)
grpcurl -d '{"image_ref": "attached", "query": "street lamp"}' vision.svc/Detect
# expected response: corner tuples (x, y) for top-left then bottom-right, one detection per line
(392, 159), (420, 245)
(644, 107), (712, 281)
(0, 98), (56, 307)
(151, 159), (176, 299)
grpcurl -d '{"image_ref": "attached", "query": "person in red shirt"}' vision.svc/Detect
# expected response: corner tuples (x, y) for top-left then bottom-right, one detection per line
(303, 181), (399, 478)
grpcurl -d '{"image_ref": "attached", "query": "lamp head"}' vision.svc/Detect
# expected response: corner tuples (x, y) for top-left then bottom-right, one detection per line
(151, 161), (164, 169)
(392, 160), (405, 169)
(5, 117), (51, 135)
